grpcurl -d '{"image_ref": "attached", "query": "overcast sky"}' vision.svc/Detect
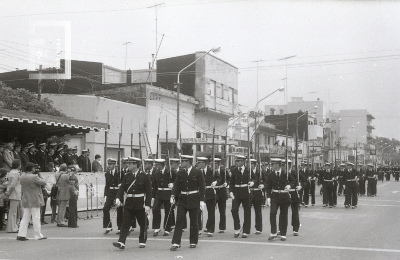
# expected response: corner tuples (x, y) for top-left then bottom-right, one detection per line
(1, 0), (399, 140)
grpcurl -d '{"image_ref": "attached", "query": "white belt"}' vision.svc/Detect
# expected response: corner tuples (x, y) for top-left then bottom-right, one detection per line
(181, 190), (199, 195)
(324, 180), (333, 182)
(126, 193), (145, 198)
(347, 179), (357, 181)
(235, 184), (248, 188)
(109, 187), (119, 190)
(272, 189), (289, 193)
(250, 188), (261, 191)
(288, 189), (296, 192)
(158, 188), (172, 191)
(206, 186), (216, 189)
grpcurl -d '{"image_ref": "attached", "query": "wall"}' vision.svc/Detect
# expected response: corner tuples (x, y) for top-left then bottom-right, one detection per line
(308, 125), (323, 140)
(103, 65), (126, 84)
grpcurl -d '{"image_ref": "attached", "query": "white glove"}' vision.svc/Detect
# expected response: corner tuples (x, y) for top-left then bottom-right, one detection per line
(168, 183), (174, 189)
(115, 198), (122, 207)
(151, 198), (155, 207)
(267, 198), (271, 205)
(222, 182), (227, 187)
(284, 185), (291, 190)
(170, 196), (175, 205)
(104, 196), (107, 201)
(230, 192), (235, 200)
(118, 183), (121, 187)
(248, 181), (254, 187)
(296, 185), (302, 191)
(258, 184), (265, 189)
(145, 206), (151, 214)
(200, 201), (206, 210)
(211, 181), (217, 187)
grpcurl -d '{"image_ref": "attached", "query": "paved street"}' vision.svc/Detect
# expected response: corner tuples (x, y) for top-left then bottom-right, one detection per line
(1, 181), (400, 260)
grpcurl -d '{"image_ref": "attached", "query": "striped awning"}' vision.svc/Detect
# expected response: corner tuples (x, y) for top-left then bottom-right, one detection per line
(0, 108), (108, 136)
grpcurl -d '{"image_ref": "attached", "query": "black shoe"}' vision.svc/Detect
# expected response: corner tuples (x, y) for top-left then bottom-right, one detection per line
(234, 233), (240, 238)
(153, 230), (159, 237)
(170, 245), (180, 251)
(189, 244), (196, 248)
(104, 228), (113, 234)
(268, 235), (277, 240)
(16, 236), (29, 241)
(163, 231), (170, 236)
(57, 224), (68, 227)
(113, 242), (125, 250)
(293, 232), (299, 236)
(41, 221), (48, 225)
(207, 232), (213, 237)
(139, 243), (145, 248)
(37, 237), (47, 240)
(242, 233), (248, 238)
(281, 236), (287, 241)
(219, 230), (225, 233)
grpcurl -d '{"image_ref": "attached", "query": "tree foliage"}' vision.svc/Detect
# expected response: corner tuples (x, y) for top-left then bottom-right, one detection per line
(0, 82), (66, 117)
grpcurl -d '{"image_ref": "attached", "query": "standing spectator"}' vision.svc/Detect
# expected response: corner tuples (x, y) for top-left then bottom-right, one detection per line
(54, 148), (64, 166)
(78, 150), (91, 172)
(63, 148), (74, 166)
(28, 144), (36, 164)
(0, 168), (8, 230)
(55, 164), (70, 227)
(35, 143), (47, 172)
(92, 154), (103, 172)
(47, 168), (57, 223)
(5, 159), (22, 233)
(0, 143), (5, 168)
(13, 144), (21, 161)
(67, 166), (79, 228)
(17, 162), (47, 241)
(71, 147), (79, 165)
(20, 145), (30, 171)
(3, 142), (14, 172)
(46, 149), (55, 172)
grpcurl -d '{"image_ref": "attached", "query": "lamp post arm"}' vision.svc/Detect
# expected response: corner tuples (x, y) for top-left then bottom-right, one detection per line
(255, 87), (283, 108)
(177, 48), (215, 84)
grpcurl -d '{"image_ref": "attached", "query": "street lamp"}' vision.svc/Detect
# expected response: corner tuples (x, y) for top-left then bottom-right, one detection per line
(175, 47), (221, 155)
(277, 55), (296, 103)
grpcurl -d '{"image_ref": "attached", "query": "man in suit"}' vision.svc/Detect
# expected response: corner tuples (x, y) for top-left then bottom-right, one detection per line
(266, 158), (295, 241)
(20, 145), (30, 171)
(78, 150), (90, 172)
(103, 158), (122, 234)
(170, 155), (205, 251)
(230, 155), (257, 238)
(35, 143), (47, 172)
(54, 148), (64, 167)
(17, 162), (48, 241)
(113, 157), (151, 250)
(55, 164), (71, 227)
(13, 144), (21, 161)
(214, 158), (229, 233)
(5, 159), (22, 233)
(63, 148), (74, 166)
(3, 142), (14, 172)
(151, 159), (175, 237)
(92, 154), (103, 173)
(28, 145), (36, 164)
(197, 157), (220, 237)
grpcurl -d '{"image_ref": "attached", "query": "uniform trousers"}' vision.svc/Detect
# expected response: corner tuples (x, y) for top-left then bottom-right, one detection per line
(152, 198), (174, 231)
(323, 184), (334, 206)
(172, 205), (199, 245)
(216, 195), (226, 231)
(103, 195), (123, 229)
(204, 199), (216, 233)
(50, 199), (57, 222)
(118, 207), (147, 245)
(367, 180), (376, 195)
(338, 179), (344, 195)
(231, 198), (251, 234)
(270, 200), (290, 236)
(68, 197), (78, 228)
(6, 200), (19, 232)
(345, 186), (358, 206)
(303, 184), (311, 205)
(359, 180), (366, 195)
(17, 207), (44, 239)
(40, 197), (48, 223)
(310, 181), (316, 205)
(251, 192), (263, 232)
(290, 201), (300, 232)
(333, 183), (338, 205)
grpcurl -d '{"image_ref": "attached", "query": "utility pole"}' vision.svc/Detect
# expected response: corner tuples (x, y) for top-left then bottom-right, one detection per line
(123, 42), (131, 70)
(38, 65), (43, 100)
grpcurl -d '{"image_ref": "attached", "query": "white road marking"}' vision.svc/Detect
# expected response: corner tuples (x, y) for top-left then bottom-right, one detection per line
(2, 236), (400, 254)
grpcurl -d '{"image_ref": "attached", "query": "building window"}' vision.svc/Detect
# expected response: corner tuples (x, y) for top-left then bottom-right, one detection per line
(216, 84), (223, 99)
(210, 80), (216, 97)
(233, 89), (238, 104)
(280, 109), (285, 115)
(196, 132), (201, 138)
(223, 86), (229, 100)
(206, 82), (211, 95)
(228, 87), (233, 102)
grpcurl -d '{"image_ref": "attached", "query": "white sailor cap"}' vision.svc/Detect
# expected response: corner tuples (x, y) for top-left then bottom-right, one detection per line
(107, 158), (117, 164)
(197, 157), (208, 162)
(346, 162), (354, 166)
(235, 155), (246, 161)
(126, 157), (141, 163)
(270, 158), (281, 164)
(213, 158), (221, 162)
(154, 159), (166, 163)
(250, 159), (257, 163)
(169, 158), (180, 163)
(181, 155), (194, 161)
(144, 158), (154, 163)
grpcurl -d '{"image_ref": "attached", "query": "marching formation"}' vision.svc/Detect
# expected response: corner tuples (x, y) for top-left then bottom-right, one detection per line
(103, 154), (394, 251)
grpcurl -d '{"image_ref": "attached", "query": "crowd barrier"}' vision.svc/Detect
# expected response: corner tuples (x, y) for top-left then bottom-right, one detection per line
(40, 172), (106, 214)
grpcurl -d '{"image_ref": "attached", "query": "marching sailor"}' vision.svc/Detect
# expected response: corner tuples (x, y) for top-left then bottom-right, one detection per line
(113, 157), (152, 250)
(344, 162), (358, 209)
(250, 159), (264, 235)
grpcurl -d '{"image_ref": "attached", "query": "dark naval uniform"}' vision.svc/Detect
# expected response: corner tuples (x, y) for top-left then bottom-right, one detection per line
(230, 165), (256, 236)
(358, 169), (366, 196)
(289, 169), (306, 233)
(344, 167), (358, 208)
(152, 166), (176, 234)
(266, 168), (295, 237)
(250, 166), (264, 233)
(116, 169), (152, 246)
(201, 166), (221, 234)
(338, 168), (345, 196)
(171, 166), (205, 247)
(35, 149), (47, 172)
(103, 167), (123, 231)
(215, 166), (229, 232)
(394, 166), (399, 181)
(366, 168), (377, 196)
(320, 167), (336, 207)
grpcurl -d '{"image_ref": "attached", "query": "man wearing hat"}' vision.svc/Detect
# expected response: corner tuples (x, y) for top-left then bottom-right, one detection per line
(35, 143), (48, 172)
(13, 144), (21, 161)
(249, 158), (264, 235)
(92, 154), (103, 173)
(320, 163), (336, 208)
(337, 163), (346, 196)
(266, 158), (295, 241)
(71, 147), (79, 165)
(3, 142), (14, 172)
(20, 144), (30, 171)
(54, 147), (64, 166)
(366, 164), (376, 196)
(113, 157), (151, 250)
(78, 150), (91, 172)
(120, 157), (136, 234)
(229, 155), (256, 238)
(169, 158), (181, 230)
(170, 155), (205, 251)
(152, 159), (175, 237)
(144, 159), (155, 176)
(213, 158), (229, 233)
(197, 157), (221, 237)
(344, 162), (358, 208)
(358, 165), (366, 196)
(63, 148), (74, 166)
(28, 144), (36, 164)
(103, 158), (122, 234)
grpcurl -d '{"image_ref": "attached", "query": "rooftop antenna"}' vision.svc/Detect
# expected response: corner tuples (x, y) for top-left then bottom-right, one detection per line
(123, 42), (131, 70)
(148, 3), (165, 67)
